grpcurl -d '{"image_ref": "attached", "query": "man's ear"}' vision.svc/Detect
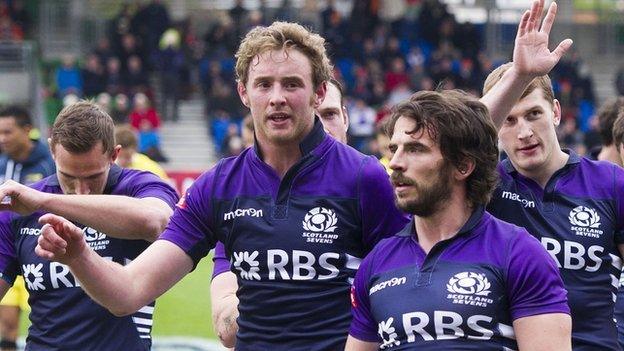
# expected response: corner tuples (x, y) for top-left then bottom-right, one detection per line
(238, 82), (249, 107)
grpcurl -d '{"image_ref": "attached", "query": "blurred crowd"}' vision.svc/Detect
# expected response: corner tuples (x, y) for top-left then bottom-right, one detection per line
(0, 0), (614, 165)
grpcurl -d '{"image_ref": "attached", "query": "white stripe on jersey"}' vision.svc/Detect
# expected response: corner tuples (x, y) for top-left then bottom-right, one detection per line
(610, 254), (622, 270)
(611, 274), (620, 289)
(503, 347), (518, 351)
(137, 327), (151, 333)
(345, 254), (362, 270)
(140, 335), (151, 339)
(132, 317), (154, 326)
(138, 306), (154, 314)
(497, 323), (516, 340)
(613, 292), (618, 302)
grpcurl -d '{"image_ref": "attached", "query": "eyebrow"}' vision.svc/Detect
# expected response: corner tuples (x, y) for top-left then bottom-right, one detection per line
(59, 170), (106, 179)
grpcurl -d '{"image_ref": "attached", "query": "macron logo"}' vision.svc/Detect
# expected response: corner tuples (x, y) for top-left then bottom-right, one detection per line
(20, 227), (41, 236)
(224, 208), (264, 221)
(501, 191), (535, 208)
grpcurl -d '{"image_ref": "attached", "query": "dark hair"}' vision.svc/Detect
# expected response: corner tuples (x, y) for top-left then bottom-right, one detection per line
(0, 105), (32, 127)
(387, 90), (499, 206)
(51, 100), (115, 155)
(597, 97), (624, 146)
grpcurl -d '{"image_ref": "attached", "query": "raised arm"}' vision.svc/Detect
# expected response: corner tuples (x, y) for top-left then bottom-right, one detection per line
(0, 179), (175, 241)
(35, 213), (192, 315)
(480, 0), (573, 128)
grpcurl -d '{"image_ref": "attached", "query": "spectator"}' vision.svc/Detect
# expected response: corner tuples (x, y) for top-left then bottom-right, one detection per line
(129, 93), (161, 131)
(81, 54), (106, 98)
(348, 98), (377, 152)
(111, 94), (131, 125)
(105, 57), (124, 96)
(95, 92), (112, 115)
(115, 125), (168, 179)
(155, 28), (185, 121)
(124, 55), (149, 97)
(55, 54), (82, 97)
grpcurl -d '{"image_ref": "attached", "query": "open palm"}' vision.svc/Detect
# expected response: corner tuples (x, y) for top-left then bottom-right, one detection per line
(513, 0), (573, 77)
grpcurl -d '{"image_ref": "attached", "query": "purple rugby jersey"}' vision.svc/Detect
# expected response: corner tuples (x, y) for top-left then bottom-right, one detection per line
(488, 150), (624, 350)
(0, 165), (179, 351)
(349, 207), (570, 350)
(159, 120), (409, 350)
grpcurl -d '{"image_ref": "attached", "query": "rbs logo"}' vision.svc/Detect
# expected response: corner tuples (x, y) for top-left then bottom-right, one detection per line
(541, 237), (602, 272)
(231, 249), (340, 281)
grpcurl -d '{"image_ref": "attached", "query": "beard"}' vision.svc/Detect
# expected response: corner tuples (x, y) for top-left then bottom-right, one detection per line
(392, 162), (453, 217)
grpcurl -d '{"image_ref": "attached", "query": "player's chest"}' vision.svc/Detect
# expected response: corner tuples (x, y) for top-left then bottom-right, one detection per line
(368, 263), (508, 347)
(14, 220), (144, 293)
(213, 196), (362, 252)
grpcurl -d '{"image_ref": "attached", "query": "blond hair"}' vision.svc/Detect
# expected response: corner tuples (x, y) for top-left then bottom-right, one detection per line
(483, 62), (555, 106)
(235, 22), (332, 89)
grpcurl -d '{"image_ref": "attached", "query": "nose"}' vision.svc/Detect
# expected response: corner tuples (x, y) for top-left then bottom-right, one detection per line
(75, 180), (91, 195)
(517, 119), (534, 140)
(388, 149), (405, 172)
(269, 85), (286, 107)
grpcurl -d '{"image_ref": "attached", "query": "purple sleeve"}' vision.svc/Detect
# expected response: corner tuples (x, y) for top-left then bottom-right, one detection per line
(159, 170), (217, 267)
(211, 241), (231, 279)
(359, 156), (409, 251)
(506, 229), (570, 320)
(613, 165), (624, 243)
(0, 212), (18, 285)
(348, 254), (380, 342)
(122, 170), (179, 209)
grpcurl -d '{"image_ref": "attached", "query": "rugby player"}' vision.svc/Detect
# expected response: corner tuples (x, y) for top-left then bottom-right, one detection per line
(482, 0), (624, 348)
(346, 89), (571, 350)
(0, 101), (178, 350)
(36, 22), (408, 350)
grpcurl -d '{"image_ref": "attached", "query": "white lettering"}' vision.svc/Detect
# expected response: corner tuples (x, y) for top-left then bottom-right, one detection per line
(292, 250), (316, 280)
(403, 312), (434, 342)
(318, 252), (340, 279)
(434, 311), (463, 340)
(267, 249), (290, 280)
(466, 315), (494, 340)
(224, 208), (263, 221)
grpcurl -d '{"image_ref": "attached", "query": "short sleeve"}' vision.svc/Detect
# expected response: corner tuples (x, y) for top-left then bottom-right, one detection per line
(506, 229), (570, 320)
(0, 212), (18, 285)
(613, 166), (624, 243)
(211, 241), (231, 279)
(359, 156), (409, 251)
(159, 169), (218, 268)
(121, 170), (179, 209)
(348, 254), (380, 342)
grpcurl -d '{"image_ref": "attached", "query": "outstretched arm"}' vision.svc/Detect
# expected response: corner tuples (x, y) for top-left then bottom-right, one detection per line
(480, 0), (573, 128)
(0, 179), (175, 241)
(35, 213), (193, 316)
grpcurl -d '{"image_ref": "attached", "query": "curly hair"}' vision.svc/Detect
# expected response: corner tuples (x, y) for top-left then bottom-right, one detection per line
(387, 90), (500, 206)
(235, 21), (333, 89)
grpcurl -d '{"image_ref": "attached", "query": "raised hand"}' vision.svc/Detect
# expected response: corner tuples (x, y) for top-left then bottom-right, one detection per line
(513, 0), (573, 77)
(35, 213), (88, 265)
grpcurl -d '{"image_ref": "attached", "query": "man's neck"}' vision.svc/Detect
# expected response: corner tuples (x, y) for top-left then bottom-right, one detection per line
(414, 193), (473, 254)
(10, 140), (34, 162)
(598, 145), (622, 167)
(519, 148), (569, 189)
(261, 140), (302, 178)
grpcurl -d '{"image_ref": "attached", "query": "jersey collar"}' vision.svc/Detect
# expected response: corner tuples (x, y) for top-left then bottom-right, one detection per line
(396, 205), (486, 239)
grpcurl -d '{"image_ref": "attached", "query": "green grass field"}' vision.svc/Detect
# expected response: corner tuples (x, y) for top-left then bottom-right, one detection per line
(20, 254), (218, 340)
